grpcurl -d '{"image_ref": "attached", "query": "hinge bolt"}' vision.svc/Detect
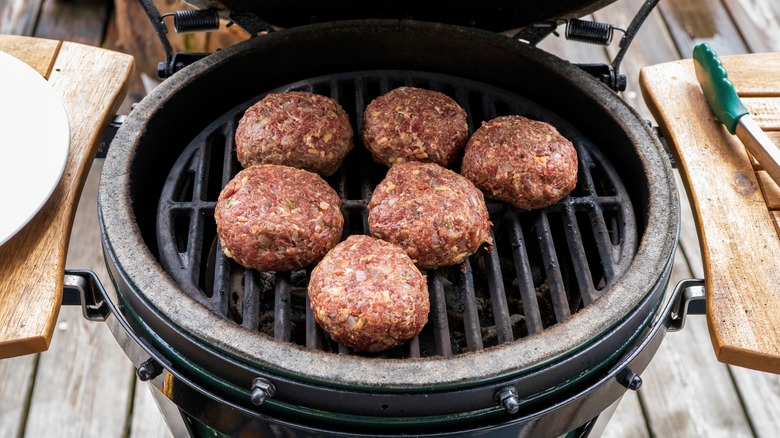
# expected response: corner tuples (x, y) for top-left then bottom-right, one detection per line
(494, 386), (520, 414)
(619, 369), (643, 391)
(137, 358), (163, 382)
(251, 377), (276, 406)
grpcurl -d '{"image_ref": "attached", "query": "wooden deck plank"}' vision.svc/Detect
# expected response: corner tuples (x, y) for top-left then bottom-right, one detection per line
(594, 0), (681, 120)
(722, 0), (780, 53)
(603, 392), (649, 438)
(638, 251), (753, 438)
(0, 354), (37, 437)
(33, 0), (110, 46)
(730, 367), (780, 437)
(658, 0), (748, 56)
(24, 161), (136, 437)
(130, 382), (174, 438)
(0, 0), (44, 36)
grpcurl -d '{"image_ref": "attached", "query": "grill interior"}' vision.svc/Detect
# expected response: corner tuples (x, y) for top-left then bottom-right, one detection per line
(156, 70), (637, 359)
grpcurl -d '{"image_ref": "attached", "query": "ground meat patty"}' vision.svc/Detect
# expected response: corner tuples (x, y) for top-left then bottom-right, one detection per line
(461, 115), (578, 210)
(368, 161), (492, 270)
(214, 164), (343, 272)
(362, 87), (468, 167)
(308, 235), (429, 352)
(235, 91), (353, 176)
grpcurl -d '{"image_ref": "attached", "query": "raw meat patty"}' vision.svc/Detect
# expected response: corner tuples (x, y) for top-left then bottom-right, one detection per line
(461, 115), (578, 210)
(368, 161), (492, 270)
(362, 87), (468, 167)
(214, 164), (343, 271)
(235, 91), (353, 176)
(308, 235), (429, 352)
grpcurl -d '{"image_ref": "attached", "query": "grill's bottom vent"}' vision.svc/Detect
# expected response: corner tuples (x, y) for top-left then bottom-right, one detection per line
(157, 70), (637, 359)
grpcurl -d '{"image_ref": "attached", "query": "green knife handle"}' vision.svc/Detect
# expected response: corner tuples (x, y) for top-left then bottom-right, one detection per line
(693, 43), (748, 134)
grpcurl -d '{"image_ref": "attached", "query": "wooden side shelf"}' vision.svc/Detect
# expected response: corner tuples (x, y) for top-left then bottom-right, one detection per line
(641, 53), (780, 374)
(0, 35), (134, 358)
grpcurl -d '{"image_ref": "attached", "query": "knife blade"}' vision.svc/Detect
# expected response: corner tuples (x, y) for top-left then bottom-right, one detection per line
(693, 43), (780, 186)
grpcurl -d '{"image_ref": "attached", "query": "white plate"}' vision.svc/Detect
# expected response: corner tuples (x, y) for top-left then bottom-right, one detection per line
(0, 51), (70, 247)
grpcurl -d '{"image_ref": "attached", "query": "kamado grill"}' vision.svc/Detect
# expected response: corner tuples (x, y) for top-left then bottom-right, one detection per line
(8, 0), (779, 436)
(94, 0), (682, 435)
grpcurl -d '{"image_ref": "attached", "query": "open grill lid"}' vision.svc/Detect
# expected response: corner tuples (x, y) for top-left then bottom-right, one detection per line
(184, 0), (618, 31)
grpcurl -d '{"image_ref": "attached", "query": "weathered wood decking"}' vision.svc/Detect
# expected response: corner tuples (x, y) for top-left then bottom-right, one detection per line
(1, 0), (780, 436)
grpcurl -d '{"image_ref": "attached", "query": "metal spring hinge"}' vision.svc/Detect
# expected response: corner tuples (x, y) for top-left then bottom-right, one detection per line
(136, 0), (273, 78)
(513, 0), (662, 92)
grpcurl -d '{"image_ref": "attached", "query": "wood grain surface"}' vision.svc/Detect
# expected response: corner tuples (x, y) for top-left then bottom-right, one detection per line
(641, 54), (780, 374)
(0, 35), (134, 358)
(0, 0), (44, 36)
(722, 0), (780, 54)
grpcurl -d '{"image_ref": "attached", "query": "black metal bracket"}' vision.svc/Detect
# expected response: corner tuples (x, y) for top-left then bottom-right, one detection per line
(575, 63), (627, 92)
(97, 114), (125, 158)
(610, 0), (662, 82)
(228, 11), (274, 35)
(667, 278), (706, 332)
(137, 0), (271, 79)
(62, 270), (111, 322)
(156, 52), (211, 79)
(513, 22), (560, 46)
(513, 0), (661, 92)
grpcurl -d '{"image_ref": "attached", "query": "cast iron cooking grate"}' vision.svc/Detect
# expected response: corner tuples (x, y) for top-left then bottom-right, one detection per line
(156, 70), (637, 358)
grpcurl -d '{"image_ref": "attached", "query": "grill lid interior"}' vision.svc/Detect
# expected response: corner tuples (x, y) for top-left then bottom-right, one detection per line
(184, 0), (617, 31)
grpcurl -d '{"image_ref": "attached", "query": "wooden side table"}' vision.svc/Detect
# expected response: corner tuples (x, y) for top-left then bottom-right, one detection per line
(641, 53), (780, 374)
(0, 35), (134, 358)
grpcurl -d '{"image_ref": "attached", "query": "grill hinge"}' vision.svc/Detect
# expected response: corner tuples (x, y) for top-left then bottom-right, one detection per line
(514, 0), (661, 93)
(136, 0), (272, 79)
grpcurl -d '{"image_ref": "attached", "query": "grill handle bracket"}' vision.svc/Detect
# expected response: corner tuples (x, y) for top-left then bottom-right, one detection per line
(63, 270), (111, 322)
(666, 278), (706, 332)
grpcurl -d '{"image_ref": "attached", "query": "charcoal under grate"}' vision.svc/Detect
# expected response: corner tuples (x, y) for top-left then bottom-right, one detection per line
(156, 70), (637, 359)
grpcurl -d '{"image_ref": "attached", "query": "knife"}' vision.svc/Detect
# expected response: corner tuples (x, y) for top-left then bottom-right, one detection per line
(693, 43), (780, 186)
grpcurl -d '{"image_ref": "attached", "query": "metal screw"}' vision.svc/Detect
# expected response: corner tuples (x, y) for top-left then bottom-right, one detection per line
(494, 386), (520, 414)
(619, 369), (643, 391)
(251, 377), (276, 406)
(137, 358), (163, 382)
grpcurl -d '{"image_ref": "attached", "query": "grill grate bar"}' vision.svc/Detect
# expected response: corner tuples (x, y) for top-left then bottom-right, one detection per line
(206, 240), (228, 315)
(562, 207), (597, 307)
(274, 272), (292, 342)
(507, 215), (544, 335)
(459, 260), (484, 351)
(429, 272), (453, 357)
(536, 213), (572, 323)
(453, 88), (474, 133)
(483, 229), (514, 344)
(305, 294), (323, 349)
(354, 77), (366, 134)
(241, 269), (261, 330)
(589, 204), (619, 283)
(407, 335), (421, 358)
